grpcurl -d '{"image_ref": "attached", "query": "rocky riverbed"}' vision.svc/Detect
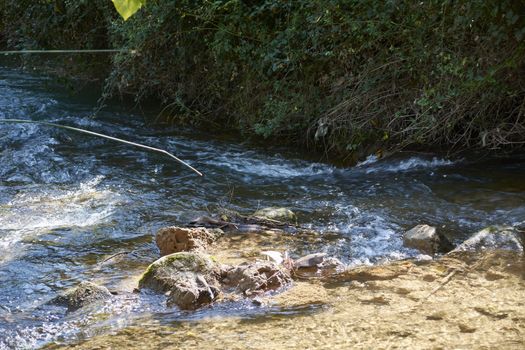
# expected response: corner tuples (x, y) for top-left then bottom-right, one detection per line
(45, 250), (524, 349)
(41, 209), (525, 349)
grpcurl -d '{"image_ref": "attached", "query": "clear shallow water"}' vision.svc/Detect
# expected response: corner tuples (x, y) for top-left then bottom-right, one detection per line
(0, 66), (524, 349)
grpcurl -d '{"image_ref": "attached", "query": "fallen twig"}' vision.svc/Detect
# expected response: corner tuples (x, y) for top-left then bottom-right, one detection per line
(422, 269), (457, 301)
(99, 251), (131, 265)
(0, 119), (203, 176)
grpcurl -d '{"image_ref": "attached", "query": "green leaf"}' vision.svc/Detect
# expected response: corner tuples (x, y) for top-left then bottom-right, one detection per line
(112, 0), (145, 21)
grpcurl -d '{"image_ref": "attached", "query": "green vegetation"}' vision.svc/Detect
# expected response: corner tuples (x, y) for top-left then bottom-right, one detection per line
(2, 1), (525, 161)
(0, 0), (115, 79)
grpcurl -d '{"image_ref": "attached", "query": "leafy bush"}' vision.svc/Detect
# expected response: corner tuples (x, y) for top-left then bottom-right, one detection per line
(2, 1), (525, 160)
(1, 0), (115, 79)
(106, 0), (525, 159)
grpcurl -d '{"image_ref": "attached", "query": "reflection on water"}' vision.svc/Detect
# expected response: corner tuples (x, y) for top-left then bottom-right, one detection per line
(0, 66), (524, 349)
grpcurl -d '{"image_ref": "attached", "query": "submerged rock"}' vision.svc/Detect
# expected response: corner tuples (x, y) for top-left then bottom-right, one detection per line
(138, 252), (222, 310)
(222, 261), (292, 295)
(403, 224), (453, 255)
(49, 251), (525, 350)
(189, 214), (284, 234)
(452, 226), (523, 253)
(188, 216), (236, 230)
(261, 281), (331, 309)
(156, 226), (223, 256)
(253, 207), (296, 223)
(260, 250), (289, 265)
(294, 253), (328, 268)
(293, 253), (346, 278)
(188, 209), (309, 236)
(50, 281), (112, 312)
(326, 262), (413, 283)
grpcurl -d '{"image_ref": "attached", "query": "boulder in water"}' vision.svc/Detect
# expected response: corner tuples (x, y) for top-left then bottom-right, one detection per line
(156, 226), (223, 256)
(403, 224), (453, 255)
(452, 226), (523, 253)
(138, 252), (222, 310)
(222, 261), (292, 295)
(253, 207), (296, 223)
(50, 281), (112, 312)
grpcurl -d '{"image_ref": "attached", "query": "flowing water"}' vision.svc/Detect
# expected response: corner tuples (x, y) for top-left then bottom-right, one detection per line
(0, 66), (524, 349)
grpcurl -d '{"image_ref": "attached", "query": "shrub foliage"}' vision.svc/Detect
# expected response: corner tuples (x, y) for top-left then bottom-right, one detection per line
(2, 1), (525, 159)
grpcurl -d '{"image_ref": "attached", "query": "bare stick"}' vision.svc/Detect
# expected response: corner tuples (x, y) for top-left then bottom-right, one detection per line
(423, 269), (457, 301)
(99, 251), (131, 264)
(1, 49), (129, 54)
(0, 119), (203, 176)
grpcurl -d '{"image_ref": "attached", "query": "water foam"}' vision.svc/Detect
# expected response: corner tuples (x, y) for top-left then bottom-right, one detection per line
(0, 293), (167, 350)
(359, 156), (454, 173)
(0, 176), (121, 264)
(206, 151), (334, 178)
(325, 204), (413, 265)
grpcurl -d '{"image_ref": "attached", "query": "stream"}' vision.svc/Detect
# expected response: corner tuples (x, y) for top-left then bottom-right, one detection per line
(1, 66), (524, 349)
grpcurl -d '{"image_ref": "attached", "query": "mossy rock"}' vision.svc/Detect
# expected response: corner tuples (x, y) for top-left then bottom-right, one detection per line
(50, 281), (112, 312)
(253, 207), (296, 223)
(138, 252), (222, 310)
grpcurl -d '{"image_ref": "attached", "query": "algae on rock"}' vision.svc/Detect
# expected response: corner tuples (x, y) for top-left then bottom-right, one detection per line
(253, 207), (297, 223)
(139, 252), (222, 310)
(50, 281), (112, 312)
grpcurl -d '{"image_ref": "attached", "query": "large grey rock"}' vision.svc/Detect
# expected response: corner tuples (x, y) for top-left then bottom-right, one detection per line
(222, 261), (292, 296)
(403, 224), (453, 255)
(155, 226), (223, 256)
(138, 252), (222, 310)
(452, 226), (523, 253)
(51, 281), (112, 312)
(253, 207), (296, 223)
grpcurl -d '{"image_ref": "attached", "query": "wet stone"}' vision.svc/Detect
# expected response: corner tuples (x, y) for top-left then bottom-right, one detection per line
(138, 252), (222, 310)
(155, 226), (223, 256)
(294, 253), (328, 268)
(50, 281), (112, 312)
(222, 261), (292, 295)
(403, 224), (453, 255)
(452, 226), (524, 253)
(293, 253), (346, 278)
(253, 207), (296, 223)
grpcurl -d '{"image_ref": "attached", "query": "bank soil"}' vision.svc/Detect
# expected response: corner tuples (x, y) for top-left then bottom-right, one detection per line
(47, 250), (524, 350)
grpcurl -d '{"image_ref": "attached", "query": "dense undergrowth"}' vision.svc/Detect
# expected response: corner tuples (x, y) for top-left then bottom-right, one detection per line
(0, 0), (114, 80)
(2, 1), (525, 161)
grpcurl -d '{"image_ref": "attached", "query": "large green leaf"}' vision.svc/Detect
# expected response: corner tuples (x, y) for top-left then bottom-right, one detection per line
(112, 0), (146, 20)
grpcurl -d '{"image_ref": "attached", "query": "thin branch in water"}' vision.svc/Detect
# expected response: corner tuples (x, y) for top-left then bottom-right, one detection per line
(99, 251), (131, 265)
(0, 119), (203, 176)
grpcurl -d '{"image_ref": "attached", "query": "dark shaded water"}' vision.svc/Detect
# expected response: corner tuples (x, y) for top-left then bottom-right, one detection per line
(0, 67), (524, 349)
